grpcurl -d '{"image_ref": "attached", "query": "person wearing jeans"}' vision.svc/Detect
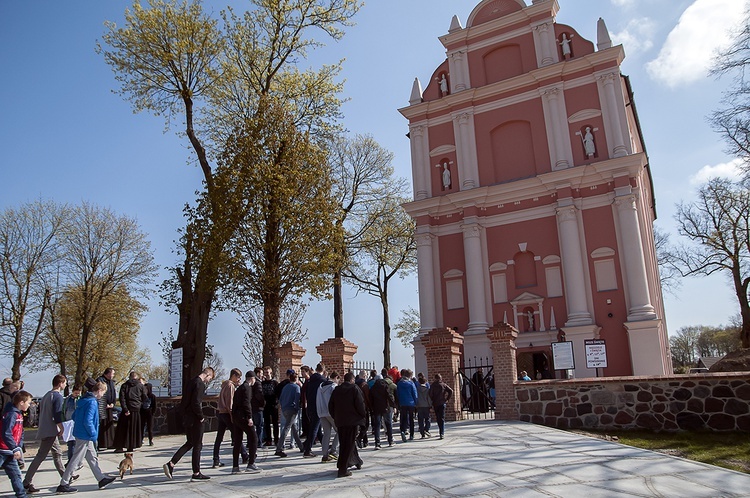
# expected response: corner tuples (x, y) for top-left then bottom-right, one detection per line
(275, 373), (303, 457)
(396, 370), (417, 442)
(429, 373), (453, 439)
(212, 369), (246, 468)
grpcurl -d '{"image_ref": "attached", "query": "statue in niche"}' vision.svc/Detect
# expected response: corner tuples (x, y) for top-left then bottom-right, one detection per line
(559, 33), (574, 58)
(439, 74), (449, 96)
(583, 127), (596, 157)
(526, 310), (534, 331)
(441, 161), (451, 189)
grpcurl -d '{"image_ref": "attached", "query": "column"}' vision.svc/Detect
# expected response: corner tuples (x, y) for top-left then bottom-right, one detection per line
(532, 22), (555, 66)
(452, 111), (478, 189)
(485, 323), (519, 420)
(597, 72), (628, 158)
(541, 87), (570, 170)
(409, 123), (430, 200)
(277, 341), (306, 377)
(555, 201), (592, 325)
(614, 189), (656, 320)
(316, 337), (358, 377)
(462, 221), (489, 334)
(421, 327), (464, 421)
(447, 50), (469, 92)
(416, 230), (437, 332)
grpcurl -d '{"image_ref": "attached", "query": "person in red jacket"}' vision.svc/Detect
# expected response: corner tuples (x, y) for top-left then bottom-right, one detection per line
(0, 391), (31, 498)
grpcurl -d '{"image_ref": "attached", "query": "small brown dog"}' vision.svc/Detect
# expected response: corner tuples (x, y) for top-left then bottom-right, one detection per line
(118, 452), (134, 479)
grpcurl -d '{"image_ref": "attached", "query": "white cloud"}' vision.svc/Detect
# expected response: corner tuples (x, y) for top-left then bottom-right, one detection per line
(689, 158), (745, 185)
(645, 0), (747, 88)
(611, 18), (655, 58)
(611, 0), (637, 8)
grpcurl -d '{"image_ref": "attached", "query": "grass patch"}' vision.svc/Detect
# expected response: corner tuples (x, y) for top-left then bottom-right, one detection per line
(572, 430), (750, 474)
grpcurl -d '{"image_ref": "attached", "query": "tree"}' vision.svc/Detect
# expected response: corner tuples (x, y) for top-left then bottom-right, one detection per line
(0, 200), (67, 380)
(394, 306), (420, 348)
(100, 0), (362, 386)
(653, 226), (681, 295)
(669, 326), (700, 370)
(329, 134), (395, 339)
(239, 298), (308, 369)
(672, 178), (750, 348)
(344, 194), (417, 368)
(57, 203), (156, 386)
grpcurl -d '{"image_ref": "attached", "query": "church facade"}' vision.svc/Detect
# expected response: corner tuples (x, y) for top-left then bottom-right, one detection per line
(400, 0), (672, 379)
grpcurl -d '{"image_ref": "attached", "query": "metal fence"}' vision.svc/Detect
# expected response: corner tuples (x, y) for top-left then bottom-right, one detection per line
(456, 356), (495, 419)
(344, 360), (378, 375)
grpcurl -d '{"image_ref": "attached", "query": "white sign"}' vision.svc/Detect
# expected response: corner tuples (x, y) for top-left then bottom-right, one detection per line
(585, 339), (608, 368)
(551, 341), (575, 370)
(170, 348), (183, 397)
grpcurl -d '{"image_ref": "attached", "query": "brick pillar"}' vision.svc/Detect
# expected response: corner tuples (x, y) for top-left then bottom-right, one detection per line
(278, 341), (306, 377)
(486, 323), (519, 420)
(316, 337), (358, 377)
(421, 327), (464, 421)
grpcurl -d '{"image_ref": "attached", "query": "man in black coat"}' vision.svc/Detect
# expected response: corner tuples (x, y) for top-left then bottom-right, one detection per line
(96, 368), (117, 449)
(302, 363), (326, 457)
(163, 367), (214, 481)
(328, 372), (365, 478)
(231, 370), (261, 474)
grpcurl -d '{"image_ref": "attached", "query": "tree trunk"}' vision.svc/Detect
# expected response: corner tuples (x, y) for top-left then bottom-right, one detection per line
(174, 287), (211, 387)
(732, 268), (750, 348)
(333, 270), (344, 339)
(262, 295), (282, 374)
(381, 287), (391, 369)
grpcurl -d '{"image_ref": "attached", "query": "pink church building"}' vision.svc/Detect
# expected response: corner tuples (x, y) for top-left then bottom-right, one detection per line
(401, 0), (672, 379)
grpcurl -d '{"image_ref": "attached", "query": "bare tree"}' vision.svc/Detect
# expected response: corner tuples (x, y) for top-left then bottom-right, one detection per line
(239, 299), (308, 370)
(0, 200), (67, 380)
(653, 226), (681, 295)
(672, 178), (750, 348)
(394, 306), (420, 348)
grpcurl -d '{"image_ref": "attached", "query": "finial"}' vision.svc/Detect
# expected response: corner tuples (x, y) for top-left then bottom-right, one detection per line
(409, 77), (423, 105)
(597, 17), (612, 50)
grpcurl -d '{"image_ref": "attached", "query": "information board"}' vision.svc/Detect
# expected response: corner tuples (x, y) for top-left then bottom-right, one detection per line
(169, 347), (183, 397)
(584, 339), (608, 368)
(551, 341), (575, 370)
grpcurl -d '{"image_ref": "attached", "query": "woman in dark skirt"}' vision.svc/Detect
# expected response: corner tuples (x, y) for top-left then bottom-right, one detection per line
(141, 383), (156, 446)
(113, 371), (145, 452)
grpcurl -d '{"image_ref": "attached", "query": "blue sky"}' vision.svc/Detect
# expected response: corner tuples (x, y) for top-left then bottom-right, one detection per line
(1, 0), (747, 394)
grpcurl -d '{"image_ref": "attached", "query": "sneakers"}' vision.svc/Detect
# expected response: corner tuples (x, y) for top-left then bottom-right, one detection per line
(190, 473), (210, 481)
(374, 443), (381, 450)
(241, 455), (249, 465)
(274, 450), (287, 458)
(231, 466), (242, 475)
(246, 463), (260, 473)
(24, 483), (39, 494)
(163, 462), (174, 479)
(439, 434), (444, 440)
(388, 441), (394, 447)
(98, 476), (116, 489)
(303, 451), (316, 458)
(420, 434), (426, 439)
(400, 432), (407, 442)
(321, 455), (333, 463)
(70, 474), (80, 482)
(425, 431), (431, 438)
(212, 461), (225, 468)
(55, 484), (78, 494)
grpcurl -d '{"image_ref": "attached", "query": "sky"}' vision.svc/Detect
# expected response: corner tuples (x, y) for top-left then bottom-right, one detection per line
(1, 0), (748, 395)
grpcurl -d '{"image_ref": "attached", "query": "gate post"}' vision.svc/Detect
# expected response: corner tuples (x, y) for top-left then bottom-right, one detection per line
(316, 337), (358, 377)
(421, 327), (464, 421)
(486, 323), (519, 420)
(278, 341), (306, 377)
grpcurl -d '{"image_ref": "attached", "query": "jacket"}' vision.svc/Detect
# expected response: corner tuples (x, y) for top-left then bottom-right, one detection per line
(0, 405), (24, 453)
(232, 381), (253, 424)
(0, 387), (13, 416)
(279, 382), (300, 413)
(180, 375), (207, 427)
(37, 389), (64, 438)
(355, 378), (371, 410)
(63, 394), (80, 421)
(328, 381), (366, 428)
(429, 381), (454, 407)
(316, 381), (336, 419)
(251, 380), (265, 414)
(262, 378), (279, 407)
(217, 380), (236, 414)
(369, 378), (395, 414)
(416, 382), (431, 408)
(304, 372), (325, 415)
(119, 379), (145, 413)
(397, 378), (418, 407)
(72, 393), (100, 441)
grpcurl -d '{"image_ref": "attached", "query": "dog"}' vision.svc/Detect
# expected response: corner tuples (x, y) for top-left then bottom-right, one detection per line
(118, 452), (134, 479)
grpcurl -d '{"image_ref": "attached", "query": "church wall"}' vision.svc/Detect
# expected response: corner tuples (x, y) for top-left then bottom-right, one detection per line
(468, 32), (537, 87)
(563, 83), (610, 165)
(437, 232), (470, 331)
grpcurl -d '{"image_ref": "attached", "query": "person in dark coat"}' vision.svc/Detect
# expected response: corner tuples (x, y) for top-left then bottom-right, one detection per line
(0, 379), (14, 415)
(114, 371), (145, 452)
(302, 363), (325, 457)
(369, 375), (395, 448)
(261, 367), (279, 447)
(328, 372), (365, 478)
(141, 382), (156, 446)
(251, 368), (265, 448)
(96, 368), (117, 449)
(231, 371), (261, 474)
(163, 367), (214, 481)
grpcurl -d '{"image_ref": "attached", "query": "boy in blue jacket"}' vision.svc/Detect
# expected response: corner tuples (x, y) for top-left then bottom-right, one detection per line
(396, 370), (417, 442)
(0, 390), (31, 497)
(56, 381), (116, 494)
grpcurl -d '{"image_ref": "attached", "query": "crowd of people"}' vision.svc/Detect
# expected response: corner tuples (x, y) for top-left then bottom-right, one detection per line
(0, 363), (454, 496)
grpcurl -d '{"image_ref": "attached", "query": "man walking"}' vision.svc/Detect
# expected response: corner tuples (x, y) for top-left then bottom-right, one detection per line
(274, 372), (303, 457)
(230, 371), (261, 474)
(328, 372), (365, 478)
(251, 367), (265, 448)
(369, 373), (395, 448)
(23, 374), (67, 494)
(429, 374), (453, 439)
(261, 367), (279, 447)
(302, 363), (325, 457)
(163, 367), (215, 481)
(212, 369), (246, 468)
(396, 370), (417, 442)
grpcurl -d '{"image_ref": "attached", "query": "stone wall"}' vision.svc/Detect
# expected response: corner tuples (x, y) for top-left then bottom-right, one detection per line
(152, 396), (220, 435)
(515, 373), (750, 432)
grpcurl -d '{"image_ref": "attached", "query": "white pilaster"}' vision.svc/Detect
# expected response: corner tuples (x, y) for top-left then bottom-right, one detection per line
(625, 319), (669, 375)
(596, 72), (628, 158)
(416, 229), (438, 332)
(447, 49), (470, 92)
(409, 123), (431, 200)
(613, 187), (657, 321)
(531, 21), (557, 67)
(462, 220), (489, 335)
(555, 200), (592, 326)
(452, 110), (479, 189)
(540, 86), (573, 170)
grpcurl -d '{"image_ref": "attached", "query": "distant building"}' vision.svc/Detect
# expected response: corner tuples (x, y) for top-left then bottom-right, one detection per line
(400, 0), (672, 378)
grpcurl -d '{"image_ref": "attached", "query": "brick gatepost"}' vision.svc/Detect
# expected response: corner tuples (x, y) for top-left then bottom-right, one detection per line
(316, 337), (358, 377)
(421, 327), (464, 421)
(486, 323), (520, 420)
(278, 341), (306, 377)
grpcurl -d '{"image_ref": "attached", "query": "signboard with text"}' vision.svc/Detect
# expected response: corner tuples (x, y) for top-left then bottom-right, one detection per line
(584, 339), (608, 368)
(169, 347), (183, 397)
(551, 341), (575, 370)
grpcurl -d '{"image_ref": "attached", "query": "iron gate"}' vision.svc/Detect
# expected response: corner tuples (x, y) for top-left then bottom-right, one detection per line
(456, 356), (495, 419)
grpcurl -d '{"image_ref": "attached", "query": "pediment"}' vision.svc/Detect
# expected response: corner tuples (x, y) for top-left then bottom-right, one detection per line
(510, 291), (544, 304)
(568, 108), (602, 123)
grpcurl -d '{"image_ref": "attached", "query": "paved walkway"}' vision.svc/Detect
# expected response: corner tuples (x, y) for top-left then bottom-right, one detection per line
(4, 420), (750, 497)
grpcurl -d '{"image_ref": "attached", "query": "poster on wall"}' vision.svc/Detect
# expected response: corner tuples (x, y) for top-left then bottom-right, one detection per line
(551, 341), (575, 370)
(584, 339), (608, 368)
(169, 347), (183, 397)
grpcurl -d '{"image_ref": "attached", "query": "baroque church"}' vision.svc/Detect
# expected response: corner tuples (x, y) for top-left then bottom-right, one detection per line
(401, 0), (672, 379)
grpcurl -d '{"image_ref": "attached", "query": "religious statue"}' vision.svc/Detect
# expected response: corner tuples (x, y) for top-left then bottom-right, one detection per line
(583, 127), (595, 157)
(442, 162), (451, 189)
(439, 74), (449, 96)
(526, 310), (534, 331)
(559, 33), (574, 58)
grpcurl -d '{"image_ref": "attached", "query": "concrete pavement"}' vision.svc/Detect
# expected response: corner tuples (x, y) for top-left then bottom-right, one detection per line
(4, 419), (750, 497)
